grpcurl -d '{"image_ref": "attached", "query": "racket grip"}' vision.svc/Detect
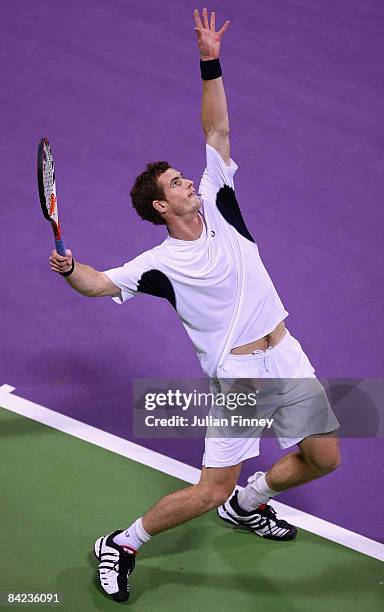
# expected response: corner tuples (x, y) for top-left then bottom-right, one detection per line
(55, 237), (67, 257)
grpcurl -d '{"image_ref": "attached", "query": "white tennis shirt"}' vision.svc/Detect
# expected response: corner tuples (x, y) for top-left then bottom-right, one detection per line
(104, 144), (288, 377)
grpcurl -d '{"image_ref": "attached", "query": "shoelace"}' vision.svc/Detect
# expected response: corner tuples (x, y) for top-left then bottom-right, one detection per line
(100, 548), (135, 574)
(99, 550), (119, 573)
(260, 505), (290, 530)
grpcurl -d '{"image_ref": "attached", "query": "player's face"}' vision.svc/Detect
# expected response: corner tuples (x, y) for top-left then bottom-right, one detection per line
(156, 168), (201, 217)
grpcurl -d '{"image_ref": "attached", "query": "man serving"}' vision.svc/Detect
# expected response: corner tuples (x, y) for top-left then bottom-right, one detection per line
(50, 8), (340, 603)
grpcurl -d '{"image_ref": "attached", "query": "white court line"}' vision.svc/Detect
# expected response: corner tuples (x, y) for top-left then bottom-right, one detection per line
(1, 384), (15, 394)
(0, 383), (383, 563)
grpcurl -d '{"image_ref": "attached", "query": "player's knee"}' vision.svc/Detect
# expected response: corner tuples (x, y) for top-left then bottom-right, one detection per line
(329, 446), (341, 471)
(301, 434), (341, 476)
(304, 446), (341, 475)
(317, 453), (340, 474)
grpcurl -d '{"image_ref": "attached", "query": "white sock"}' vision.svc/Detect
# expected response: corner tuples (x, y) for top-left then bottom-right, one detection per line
(237, 471), (279, 512)
(113, 517), (151, 552)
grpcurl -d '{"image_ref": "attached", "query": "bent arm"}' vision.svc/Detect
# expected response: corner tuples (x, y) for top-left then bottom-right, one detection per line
(65, 263), (120, 297)
(49, 249), (120, 297)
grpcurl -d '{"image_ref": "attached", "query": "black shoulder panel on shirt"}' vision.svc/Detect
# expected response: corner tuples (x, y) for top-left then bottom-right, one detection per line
(216, 185), (255, 242)
(137, 269), (177, 310)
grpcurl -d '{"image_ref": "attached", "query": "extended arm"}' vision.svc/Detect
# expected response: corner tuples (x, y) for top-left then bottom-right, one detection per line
(49, 249), (120, 297)
(194, 8), (230, 165)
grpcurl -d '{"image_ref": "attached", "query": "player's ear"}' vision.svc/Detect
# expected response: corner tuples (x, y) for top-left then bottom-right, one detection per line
(152, 199), (168, 216)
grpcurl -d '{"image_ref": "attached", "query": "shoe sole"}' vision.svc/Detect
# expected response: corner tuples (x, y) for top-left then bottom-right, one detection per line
(217, 504), (297, 541)
(94, 536), (103, 561)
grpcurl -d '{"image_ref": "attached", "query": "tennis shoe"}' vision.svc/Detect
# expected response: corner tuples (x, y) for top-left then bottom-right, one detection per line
(217, 490), (297, 540)
(94, 530), (136, 602)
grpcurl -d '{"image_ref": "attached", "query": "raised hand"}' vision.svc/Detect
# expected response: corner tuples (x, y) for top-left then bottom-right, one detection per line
(194, 8), (230, 60)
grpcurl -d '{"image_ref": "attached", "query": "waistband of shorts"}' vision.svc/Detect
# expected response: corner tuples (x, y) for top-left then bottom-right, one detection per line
(224, 329), (292, 361)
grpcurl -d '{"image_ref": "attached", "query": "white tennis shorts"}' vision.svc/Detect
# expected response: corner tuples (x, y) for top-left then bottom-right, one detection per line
(202, 330), (339, 468)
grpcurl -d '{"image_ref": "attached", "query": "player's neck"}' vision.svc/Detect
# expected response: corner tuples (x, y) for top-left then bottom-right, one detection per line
(167, 212), (203, 241)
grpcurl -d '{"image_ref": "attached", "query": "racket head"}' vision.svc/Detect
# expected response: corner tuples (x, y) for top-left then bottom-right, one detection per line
(37, 137), (61, 236)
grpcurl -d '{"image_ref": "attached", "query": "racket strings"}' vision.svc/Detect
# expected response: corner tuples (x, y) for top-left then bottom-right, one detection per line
(42, 152), (57, 219)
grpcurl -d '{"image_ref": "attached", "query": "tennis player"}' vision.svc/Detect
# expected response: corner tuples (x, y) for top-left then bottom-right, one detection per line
(49, 8), (340, 603)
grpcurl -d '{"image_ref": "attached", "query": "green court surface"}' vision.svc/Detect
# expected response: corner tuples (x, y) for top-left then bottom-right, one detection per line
(1, 407), (383, 611)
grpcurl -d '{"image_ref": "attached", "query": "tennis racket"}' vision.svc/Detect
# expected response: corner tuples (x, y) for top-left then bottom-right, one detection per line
(37, 137), (66, 256)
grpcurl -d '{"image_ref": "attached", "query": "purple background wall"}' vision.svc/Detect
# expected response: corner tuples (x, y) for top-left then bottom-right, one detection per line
(1, 0), (383, 540)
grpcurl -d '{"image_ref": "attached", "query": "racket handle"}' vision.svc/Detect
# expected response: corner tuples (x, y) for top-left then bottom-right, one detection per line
(55, 237), (67, 257)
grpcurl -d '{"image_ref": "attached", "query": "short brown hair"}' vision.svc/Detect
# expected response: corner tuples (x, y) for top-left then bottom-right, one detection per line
(130, 161), (171, 225)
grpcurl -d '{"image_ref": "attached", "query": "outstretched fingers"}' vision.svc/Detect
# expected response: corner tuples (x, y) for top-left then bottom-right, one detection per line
(194, 7), (214, 31)
(194, 8), (229, 36)
(217, 20), (230, 37)
(210, 10), (215, 31)
(193, 8), (203, 30)
(202, 7), (209, 29)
